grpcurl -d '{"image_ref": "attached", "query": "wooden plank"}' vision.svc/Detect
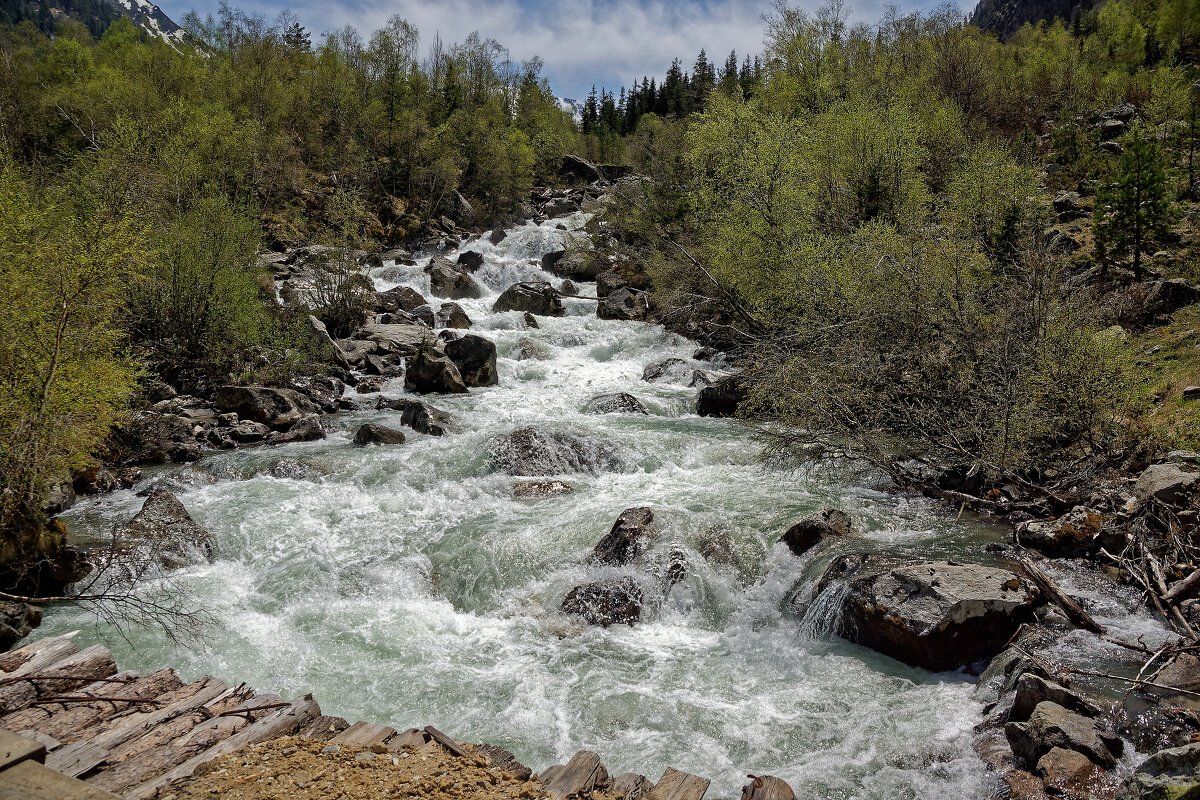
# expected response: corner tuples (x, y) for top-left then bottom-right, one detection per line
(387, 728), (427, 750)
(125, 693), (321, 799)
(542, 750), (608, 800)
(45, 740), (107, 778)
(0, 729), (45, 769)
(86, 677), (228, 753)
(647, 767), (710, 800)
(423, 725), (469, 758)
(612, 772), (653, 800)
(298, 715), (348, 741)
(1018, 558), (1106, 635)
(0, 758), (122, 800)
(0, 645), (116, 719)
(330, 720), (395, 747)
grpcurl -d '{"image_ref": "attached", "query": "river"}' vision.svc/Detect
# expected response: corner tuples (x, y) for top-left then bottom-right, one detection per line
(40, 211), (1171, 798)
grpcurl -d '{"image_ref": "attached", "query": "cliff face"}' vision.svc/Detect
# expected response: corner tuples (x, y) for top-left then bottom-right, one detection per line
(0, 0), (183, 43)
(970, 0), (1094, 39)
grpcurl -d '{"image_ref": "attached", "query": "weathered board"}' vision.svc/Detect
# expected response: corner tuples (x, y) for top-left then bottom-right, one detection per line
(0, 730), (43, 771)
(647, 767), (710, 800)
(331, 720), (395, 747)
(0, 758), (121, 800)
(45, 740), (108, 778)
(542, 750), (608, 800)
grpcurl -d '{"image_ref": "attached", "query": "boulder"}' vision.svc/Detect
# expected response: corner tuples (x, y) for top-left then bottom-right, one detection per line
(780, 508), (852, 557)
(512, 338), (549, 361)
(551, 251), (606, 280)
(353, 423), (406, 446)
(356, 376), (386, 394)
(1135, 463), (1199, 504)
(0, 601), (42, 652)
(560, 155), (603, 184)
(404, 348), (468, 394)
(697, 376), (747, 418)
(596, 270), (628, 298)
(544, 197), (580, 217)
(376, 397), (455, 436)
(409, 304), (435, 327)
(1099, 141), (1124, 155)
(426, 255), (483, 299)
(593, 507), (655, 566)
(488, 227), (507, 245)
(560, 279), (578, 295)
(562, 578), (642, 626)
(642, 359), (690, 383)
(375, 285), (429, 313)
(1144, 279), (1200, 318)
(110, 411), (202, 464)
(487, 427), (624, 476)
(819, 553), (1040, 671)
(523, 311), (539, 329)
(1014, 507), (1103, 558)
(512, 480), (574, 498)
(541, 250), (566, 272)
(213, 386), (319, 431)
(119, 489), (214, 569)
(1010, 673), (1101, 723)
(1037, 747), (1113, 798)
(447, 190), (476, 225)
(356, 323), (436, 356)
(457, 251), (484, 271)
(584, 392), (649, 415)
(493, 282), (565, 317)
(443, 334), (498, 387)
(304, 315), (347, 364)
(1053, 192), (1082, 214)
(1118, 742), (1200, 800)
(597, 287), (649, 321)
(268, 413), (326, 443)
(1005, 700), (1122, 769)
(1154, 653), (1200, 694)
(228, 420), (270, 443)
(267, 458), (327, 480)
(436, 302), (472, 329)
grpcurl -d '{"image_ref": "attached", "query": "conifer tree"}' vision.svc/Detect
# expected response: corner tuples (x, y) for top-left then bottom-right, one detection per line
(1094, 124), (1176, 278)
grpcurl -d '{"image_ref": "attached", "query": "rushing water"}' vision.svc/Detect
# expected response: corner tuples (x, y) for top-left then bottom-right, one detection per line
(38, 213), (1172, 798)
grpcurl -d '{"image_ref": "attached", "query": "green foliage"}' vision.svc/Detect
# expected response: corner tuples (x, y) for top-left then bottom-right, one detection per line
(1094, 124), (1177, 276)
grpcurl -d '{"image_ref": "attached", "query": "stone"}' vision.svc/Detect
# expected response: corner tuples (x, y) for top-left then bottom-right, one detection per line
(700, 528), (736, 565)
(523, 312), (539, 329)
(376, 397), (455, 436)
(584, 392), (649, 415)
(780, 508), (852, 557)
(356, 376), (386, 394)
(1099, 118), (1127, 140)
(404, 347), (468, 394)
(597, 287), (649, 321)
(213, 385), (319, 431)
(512, 480), (574, 497)
(111, 411), (202, 464)
(1099, 141), (1124, 155)
(560, 154), (603, 184)
(549, 251), (606, 280)
(456, 251), (484, 271)
(442, 334), (498, 387)
(560, 279), (578, 295)
(1005, 701), (1121, 769)
(819, 554), (1039, 671)
(1184, 388), (1200, 401)
(1053, 192), (1082, 214)
(1010, 673), (1100, 723)
(596, 270), (628, 298)
(228, 420), (270, 443)
(425, 255), (483, 299)
(353, 423), (406, 446)
(267, 458), (326, 480)
(0, 601), (42, 651)
(1037, 747), (1112, 798)
(374, 285), (429, 314)
(268, 413), (326, 443)
(487, 427), (625, 476)
(541, 250), (566, 272)
(512, 338), (549, 361)
(435, 302), (471, 329)
(488, 227), (507, 245)
(697, 376), (747, 417)
(562, 578), (642, 626)
(1134, 463), (1199, 504)
(593, 507), (656, 566)
(544, 197), (581, 217)
(1154, 653), (1200, 694)
(493, 282), (565, 317)
(1014, 507), (1103, 558)
(1144, 279), (1200, 318)
(642, 358), (690, 383)
(1118, 742), (1200, 800)
(119, 489), (214, 569)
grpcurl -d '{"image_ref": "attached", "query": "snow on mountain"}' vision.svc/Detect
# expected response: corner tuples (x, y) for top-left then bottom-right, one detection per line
(106, 0), (186, 45)
(556, 97), (584, 122)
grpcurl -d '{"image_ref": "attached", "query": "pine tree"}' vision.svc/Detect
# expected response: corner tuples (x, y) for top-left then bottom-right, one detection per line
(582, 85), (599, 134)
(1094, 124), (1177, 278)
(720, 50), (740, 95)
(284, 22), (311, 54)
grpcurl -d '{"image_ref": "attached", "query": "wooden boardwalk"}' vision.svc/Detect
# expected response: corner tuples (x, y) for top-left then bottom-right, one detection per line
(0, 632), (726, 800)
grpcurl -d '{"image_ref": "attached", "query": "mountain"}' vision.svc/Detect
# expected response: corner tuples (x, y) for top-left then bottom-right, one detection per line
(0, 0), (183, 43)
(969, 0), (1094, 38)
(557, 97), (585, 122)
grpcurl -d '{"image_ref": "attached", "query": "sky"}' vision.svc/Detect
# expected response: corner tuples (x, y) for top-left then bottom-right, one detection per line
(152, 0), (966, 100)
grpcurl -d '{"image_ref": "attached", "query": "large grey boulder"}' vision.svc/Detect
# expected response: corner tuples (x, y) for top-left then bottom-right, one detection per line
(818, 554), (1040, 671)
(119, 489), (214, 569)
(374, 286), (428, 314)
(376, 396), (455, 436)
(1014, 507), (1103, 557)
(1005, 700), (1122, 769)
(595, 269), (628, 298)
(267, 413), (326, 443)
(1118, 742), (1200, 800)
(597, 288), (649, 321)
(435, 302), (471, 329)
(356, 323), (437, 357)
(493, 282), (565, 317)
(1010, 673), (1101, 723)
(593, 507), (655, 566)
(584, 392), (648, 415)
(404, 348), (468, 395)
(213, 386), (319, 431)
(780, 508), (852, 557)
(562, 578), (642, 626)
(559, 154), (603, 184)
(1135, 463), (1199, 504)
(112, 411), (202, 464)
(442, 334), (498, 387)
(549, 251), (606, 280)
(487, 427), (624, 476)
(425, 255), (483, 299)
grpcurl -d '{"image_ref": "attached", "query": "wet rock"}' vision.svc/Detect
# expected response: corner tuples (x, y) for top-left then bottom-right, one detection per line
(409, 304), (435, 327)
(819, 553), (1040, 671)
(550, 251), (605, 280)
(1134, 463), (1199, 504)
(374, 285), (429, 314)
(119, 489), (214, 569)
(213, 386), (319, 431)
(1117, 742), (1200, 800)
(488, 227), (507, 245)
(1037, 747), (1113, 798)
(267, 459), (326, 480)
(376, 397), (455, 436)
(1010, 674), (1101, 723)
(697, 376), (747, 418)
(512, 480), (574, 498)
(73, 465), (140, 495)
(425, 255), (483, 299)
(442, 334), (498, 387)
(493, 282), (565, 317)
(1006, 701), (1122, 769)
(642, 358), (690, 383)
(542, 250), (566, 272)
(435, 302), (471, 329)
(975, 645), (1054, 704)
(456, 251), (484, 271)
(111, 411), (203, 464)
(780, 508), (852, 557)
(0, 601), (42, 651)
(593, 507), (656, 566)
(700, 527), (736, 565)
(228, 420), (271, 443)
(404, 347), (468, 394)
(487, 427), (624, 476)
(1014, 507), (1103, 558)
(523, 312), (539, 329)
(596, 270), (628, 299)
(560, 279), (578, 295)
(562, 578), (642, 627)
(267, 413), (326, 443)
(598, 287), (649, 321)
(1154, 653), (1200, 694)
(512, 338), (549, 361)
(584, 392), (648, 415)
(355, 376), (386, 394)
(560, 154), (603, 184)
(353, 423), (406, 446)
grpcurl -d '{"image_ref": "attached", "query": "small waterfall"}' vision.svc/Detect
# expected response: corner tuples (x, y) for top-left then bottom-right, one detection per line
(796, 580), (850, 642)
